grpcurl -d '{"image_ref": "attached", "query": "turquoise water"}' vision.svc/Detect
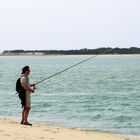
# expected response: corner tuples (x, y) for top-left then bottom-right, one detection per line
(0, 55), (140, 136)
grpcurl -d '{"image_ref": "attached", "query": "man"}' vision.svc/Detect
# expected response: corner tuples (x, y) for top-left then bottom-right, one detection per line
(19, 66), (35, 125)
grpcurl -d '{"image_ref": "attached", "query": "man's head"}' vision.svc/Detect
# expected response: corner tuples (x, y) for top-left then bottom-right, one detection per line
(22, 66), (30, 75)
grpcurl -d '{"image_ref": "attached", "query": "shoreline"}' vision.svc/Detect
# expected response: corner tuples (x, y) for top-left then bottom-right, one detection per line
(1, 54), (140, 57)
(0, 118), (139, 140)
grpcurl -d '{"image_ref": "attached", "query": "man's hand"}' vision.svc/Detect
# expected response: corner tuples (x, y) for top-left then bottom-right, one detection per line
(30, 84), (35, 87)
(30, 84), (36, 93)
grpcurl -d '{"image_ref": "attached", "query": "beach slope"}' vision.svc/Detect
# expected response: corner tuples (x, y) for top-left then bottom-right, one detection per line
(0, 119), (139, 140)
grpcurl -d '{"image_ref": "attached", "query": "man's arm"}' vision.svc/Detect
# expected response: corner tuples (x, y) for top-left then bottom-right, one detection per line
(21, 77), (34, 92)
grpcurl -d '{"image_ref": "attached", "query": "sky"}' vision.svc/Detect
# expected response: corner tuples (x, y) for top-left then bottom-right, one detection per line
(0, 0), (140, 51)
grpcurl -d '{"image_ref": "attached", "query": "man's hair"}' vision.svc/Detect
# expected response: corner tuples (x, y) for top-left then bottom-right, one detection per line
(22, 66), (30, 74)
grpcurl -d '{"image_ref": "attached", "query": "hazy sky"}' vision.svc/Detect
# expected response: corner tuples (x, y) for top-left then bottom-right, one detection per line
(0, 0), (140, 50)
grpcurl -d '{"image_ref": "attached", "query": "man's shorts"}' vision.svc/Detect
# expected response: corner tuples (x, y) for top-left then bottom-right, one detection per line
(18, 92), (26, 108)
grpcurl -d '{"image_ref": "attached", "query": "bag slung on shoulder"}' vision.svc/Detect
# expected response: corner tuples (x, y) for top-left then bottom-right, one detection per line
(16, 77), (25, 94)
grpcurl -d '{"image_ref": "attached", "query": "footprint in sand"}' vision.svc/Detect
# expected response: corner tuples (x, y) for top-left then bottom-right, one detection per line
(125, 138), (130, 140)
(43, 129), (50, 131)
(0, 130), (4, 133)
(38, 136), (45, 139)
(4, 133), (11, 136)
(43, 129), (58, 133)
(51, 131), (58, 133)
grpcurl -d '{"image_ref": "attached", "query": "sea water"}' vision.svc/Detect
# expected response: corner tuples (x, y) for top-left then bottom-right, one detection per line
(0, 55), (140, 136)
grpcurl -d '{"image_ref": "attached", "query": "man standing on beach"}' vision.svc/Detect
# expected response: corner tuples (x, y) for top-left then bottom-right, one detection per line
(19, 66), (35, 125)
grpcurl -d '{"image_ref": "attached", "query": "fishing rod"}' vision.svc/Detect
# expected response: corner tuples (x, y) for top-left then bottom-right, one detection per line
(34, 48), (113, 86)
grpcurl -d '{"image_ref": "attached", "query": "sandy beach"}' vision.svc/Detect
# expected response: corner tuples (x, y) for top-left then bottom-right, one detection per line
(0, 118), (139, 140)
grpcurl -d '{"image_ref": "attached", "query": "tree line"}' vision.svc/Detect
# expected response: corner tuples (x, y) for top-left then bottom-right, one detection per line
(3, 47), (140, 55)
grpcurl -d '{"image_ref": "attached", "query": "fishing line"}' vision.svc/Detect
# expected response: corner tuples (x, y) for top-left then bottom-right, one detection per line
(34, 48), (114, 86)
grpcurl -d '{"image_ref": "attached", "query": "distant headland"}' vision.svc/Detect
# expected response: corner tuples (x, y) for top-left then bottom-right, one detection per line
(1, 47), (140, 56)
